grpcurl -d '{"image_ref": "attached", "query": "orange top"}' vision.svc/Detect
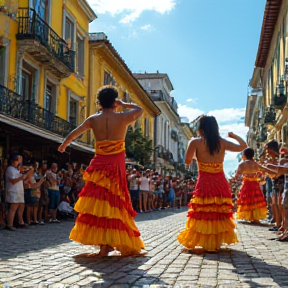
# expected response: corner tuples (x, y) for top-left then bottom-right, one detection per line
(198, 162), (223, 173)
(243, 175), (259, 182)
(95, 140), (125, 155)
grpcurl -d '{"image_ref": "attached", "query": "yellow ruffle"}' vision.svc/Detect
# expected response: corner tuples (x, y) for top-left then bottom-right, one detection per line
(236, 206), (268, 221)
(198, 162), (223, 173)
(243, 176), (260, 182)
(74, 197), (139, 232)
(70, 222), (145, 255)
(192, 197), (233, 205)
(83, 170), (124, 200)
(177, 229), (238, 252)
(193, 204), (233, 213)
(185, 218), (236, 234)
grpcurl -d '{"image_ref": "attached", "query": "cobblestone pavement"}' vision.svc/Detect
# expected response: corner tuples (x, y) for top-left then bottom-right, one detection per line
(1, 207), (288, 288)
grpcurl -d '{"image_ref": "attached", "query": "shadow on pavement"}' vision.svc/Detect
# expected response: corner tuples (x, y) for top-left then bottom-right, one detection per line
(135, 207), (187, 222)
(202, 248), (288, 288)
(0, 219), (75, 260)
(73, 254), (169, 287)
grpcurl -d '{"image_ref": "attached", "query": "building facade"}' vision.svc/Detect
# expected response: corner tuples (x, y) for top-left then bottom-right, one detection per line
(0, 0), (97, 175)
(88, 33), (161, 148)
(134, 72), (193, 175)
(246, 0), (288, 154)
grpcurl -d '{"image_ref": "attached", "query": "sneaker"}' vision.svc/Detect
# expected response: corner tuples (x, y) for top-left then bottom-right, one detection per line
(52, 219), (60, 223)
(269, 227), (279, 231)
(39, 221), (45, 225)
(139, 210), (143, 213)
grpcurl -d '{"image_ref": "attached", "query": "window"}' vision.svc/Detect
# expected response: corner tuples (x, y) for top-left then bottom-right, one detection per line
(21, 61), (38, 101)
(69, 99), (77, 126)
(44, 80), (57, 112)
(64, 15), (75, 50)
(33, 0), (49, 23)
(123, 91), (130, 102)
(76, 35), (84, 76)
(67, 91), (82, 126)
(144, 117), (149, 137)
(104, 71), (115, 86)
(0, 47), (6, 85)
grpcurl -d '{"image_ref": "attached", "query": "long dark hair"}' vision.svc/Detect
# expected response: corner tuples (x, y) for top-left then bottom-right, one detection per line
(198, 116), (221, 155)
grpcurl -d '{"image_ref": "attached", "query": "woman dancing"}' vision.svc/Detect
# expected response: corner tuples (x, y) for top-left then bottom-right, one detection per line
(236, 148), (275, 223)
(177, 115), (247, 252)
(58, 86), (145, 256)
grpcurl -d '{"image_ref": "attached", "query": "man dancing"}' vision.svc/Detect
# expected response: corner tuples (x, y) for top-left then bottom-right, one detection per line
(58, 86), (144, 256)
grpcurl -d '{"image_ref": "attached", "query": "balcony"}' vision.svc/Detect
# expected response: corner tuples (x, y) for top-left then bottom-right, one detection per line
(16, 8), (75, 78)
(0, 85), (76, 137)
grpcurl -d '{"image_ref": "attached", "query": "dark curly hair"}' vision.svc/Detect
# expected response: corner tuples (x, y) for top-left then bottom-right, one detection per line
(243, 147), (254, 160)
(97, 86), (118, 109)
(198, 115), (221, 155)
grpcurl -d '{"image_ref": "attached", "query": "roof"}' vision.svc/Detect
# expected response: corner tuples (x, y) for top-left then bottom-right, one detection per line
(255, 0), (282, 68)
(133, 73), (174, 91)
(89, 33), (161, 115)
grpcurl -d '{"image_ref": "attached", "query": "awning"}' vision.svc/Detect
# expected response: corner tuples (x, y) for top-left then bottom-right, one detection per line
(0, 114), (95, 154)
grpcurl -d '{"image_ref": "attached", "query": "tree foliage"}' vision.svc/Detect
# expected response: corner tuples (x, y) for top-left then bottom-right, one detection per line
(125, 126), (153, 165)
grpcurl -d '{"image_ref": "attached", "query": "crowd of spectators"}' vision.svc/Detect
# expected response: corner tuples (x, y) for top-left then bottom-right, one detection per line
(127, 168), (196, 213)
(0, 153), (85, 230)
(0, 153), (197, 231)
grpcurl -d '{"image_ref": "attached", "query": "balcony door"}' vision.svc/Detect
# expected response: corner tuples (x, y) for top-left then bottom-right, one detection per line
(0, 47), (6, 86)
(31, 0), (49, 23)
(21, 61), (38, 101)
(44, 80), (56, 113)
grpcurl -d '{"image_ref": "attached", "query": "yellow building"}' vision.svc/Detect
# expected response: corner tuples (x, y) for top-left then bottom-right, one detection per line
(88, 32), (161, 145)
(0, 0), (96, 166)
(246, 0), (288, 152)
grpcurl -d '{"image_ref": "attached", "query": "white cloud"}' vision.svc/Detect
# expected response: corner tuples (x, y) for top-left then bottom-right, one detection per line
(178, 105), (248, 175)
(140, 24), (151, 30)
(87, 0), (177, 23)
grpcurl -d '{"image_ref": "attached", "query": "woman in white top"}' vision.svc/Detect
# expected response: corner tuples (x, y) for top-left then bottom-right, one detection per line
(139, 170), (150, 213)
(5, 154), (33, 231)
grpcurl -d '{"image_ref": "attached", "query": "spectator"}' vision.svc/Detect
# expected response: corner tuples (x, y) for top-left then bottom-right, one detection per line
(46, 163), (61, 223)
(38, 162), (49, 224)
(5, 153), (33, 230)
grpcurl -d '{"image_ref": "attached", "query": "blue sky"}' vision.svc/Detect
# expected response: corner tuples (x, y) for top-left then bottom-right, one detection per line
(87, 0), (266, 174)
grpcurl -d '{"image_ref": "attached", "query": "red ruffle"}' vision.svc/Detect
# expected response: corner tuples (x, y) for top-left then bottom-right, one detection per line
(193, 171), (232, 199)
(237, 181), (266, 206)
(190, 203), (234, 209)
(78, 182), (136, 218)
(188, 211), (233, 220)
(76, 213), (140, 237)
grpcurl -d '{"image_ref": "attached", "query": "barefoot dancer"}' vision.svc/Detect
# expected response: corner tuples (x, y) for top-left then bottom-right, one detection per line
(235, 148), (276, 223)
(177, 116), (247, 252)
(58, 86), (144, 256)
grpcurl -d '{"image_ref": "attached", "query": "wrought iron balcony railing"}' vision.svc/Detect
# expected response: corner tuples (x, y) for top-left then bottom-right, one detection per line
(0, 85), (76, 137)
(16, 8), (75, 72)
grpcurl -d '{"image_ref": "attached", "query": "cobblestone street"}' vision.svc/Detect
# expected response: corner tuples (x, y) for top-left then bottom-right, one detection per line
(1, 208), (288, 288)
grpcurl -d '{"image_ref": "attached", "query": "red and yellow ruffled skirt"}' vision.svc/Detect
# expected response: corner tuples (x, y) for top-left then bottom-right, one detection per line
(236, 177), (267, 221)
(70, 141), (144, 255)
(177, 162), (238, 251)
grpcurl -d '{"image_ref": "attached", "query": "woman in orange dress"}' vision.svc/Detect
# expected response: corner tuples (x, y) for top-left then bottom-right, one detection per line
(58, 86), (144, 256)
(177, 116), (247, 252)
(236, 148), (276, 223)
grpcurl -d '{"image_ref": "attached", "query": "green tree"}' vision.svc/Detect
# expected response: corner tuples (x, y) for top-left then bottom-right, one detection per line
(125, 126), (153, 165)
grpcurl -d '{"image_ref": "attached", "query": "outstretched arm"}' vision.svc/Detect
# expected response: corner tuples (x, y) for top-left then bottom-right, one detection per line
(58, 118), (91, 153)
(223, 132), (247, 152)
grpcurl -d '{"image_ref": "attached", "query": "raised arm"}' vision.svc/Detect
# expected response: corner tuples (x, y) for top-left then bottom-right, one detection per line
(116, 100), (143, 123)
(58, 118), (91, 153)
(222, 132), (247, 152)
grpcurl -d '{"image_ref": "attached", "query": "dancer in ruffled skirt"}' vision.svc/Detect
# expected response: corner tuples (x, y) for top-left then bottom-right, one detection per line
(177, 116), (247, 252)
(58, 86), (144, 256)
(236, 148), (275, 223)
